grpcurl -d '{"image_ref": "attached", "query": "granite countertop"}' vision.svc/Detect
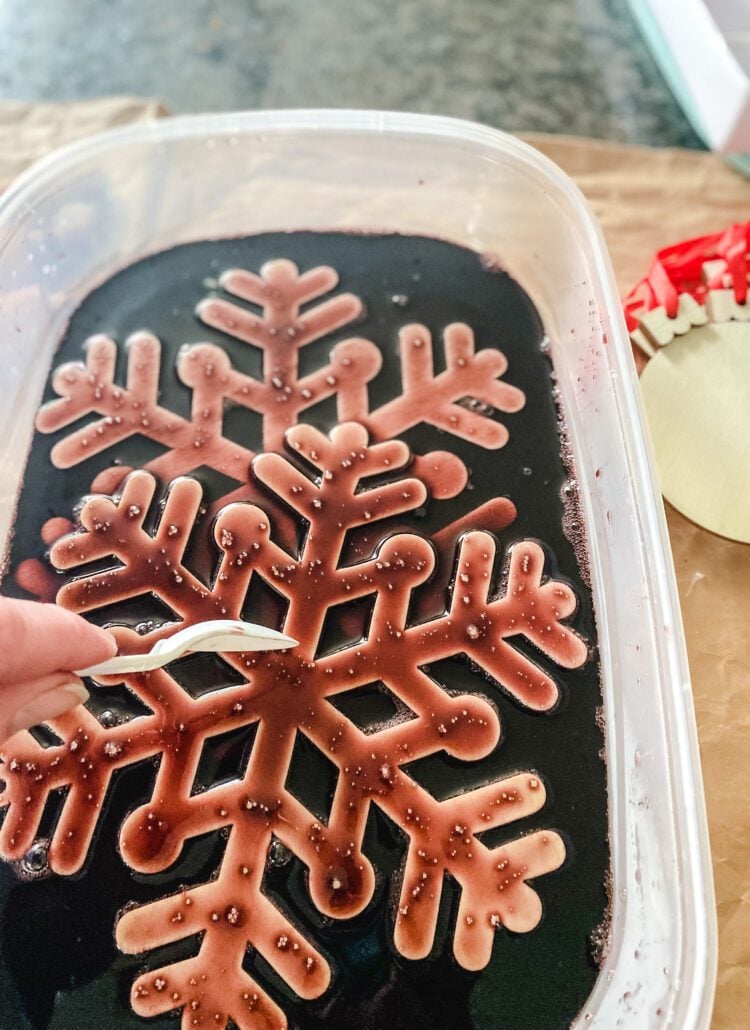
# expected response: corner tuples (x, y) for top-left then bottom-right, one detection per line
(0, 0), (702, 149)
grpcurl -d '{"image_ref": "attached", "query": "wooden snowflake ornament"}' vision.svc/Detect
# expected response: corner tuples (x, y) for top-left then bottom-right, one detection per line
(1, 422), (586, 1030)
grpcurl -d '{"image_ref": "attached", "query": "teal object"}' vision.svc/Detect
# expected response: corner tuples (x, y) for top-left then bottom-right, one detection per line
(629, 0), (750, 177)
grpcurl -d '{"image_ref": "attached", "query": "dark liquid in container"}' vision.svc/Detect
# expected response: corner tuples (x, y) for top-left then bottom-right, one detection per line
(0, 233), (609, 1029)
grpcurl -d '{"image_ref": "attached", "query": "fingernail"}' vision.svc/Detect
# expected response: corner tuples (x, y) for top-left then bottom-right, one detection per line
(8, 681), (90, 736)
(61, 682), (90, 705)
(99, 630), (118, 658)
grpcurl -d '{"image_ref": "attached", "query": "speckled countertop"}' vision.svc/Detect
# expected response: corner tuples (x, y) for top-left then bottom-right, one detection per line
(0, 0), (701, 148)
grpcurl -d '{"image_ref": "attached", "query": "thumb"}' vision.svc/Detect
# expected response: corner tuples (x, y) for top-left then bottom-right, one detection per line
(0, 673), (90, 747)
(0, 597), (117, 685)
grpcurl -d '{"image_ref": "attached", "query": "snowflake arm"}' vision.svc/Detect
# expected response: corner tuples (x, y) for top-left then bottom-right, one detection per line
(37, 333), (257, 485)
(360, 322), (526, 447)
(196, 260), (363, 354)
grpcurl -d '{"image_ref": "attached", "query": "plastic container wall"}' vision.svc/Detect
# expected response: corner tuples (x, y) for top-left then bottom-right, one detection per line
(0, 110), (716, 1028)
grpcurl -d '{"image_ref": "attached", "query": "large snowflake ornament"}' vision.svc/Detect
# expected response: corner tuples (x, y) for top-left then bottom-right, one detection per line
(1, 421), (587, 1028)
(2, 257), (589, 1029)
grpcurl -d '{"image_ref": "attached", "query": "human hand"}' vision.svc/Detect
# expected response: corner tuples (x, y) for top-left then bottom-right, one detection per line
(0, 597), (116, 745)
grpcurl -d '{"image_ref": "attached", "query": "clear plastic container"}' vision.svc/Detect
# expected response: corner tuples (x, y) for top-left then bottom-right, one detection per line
(0, 110), (716, 1028)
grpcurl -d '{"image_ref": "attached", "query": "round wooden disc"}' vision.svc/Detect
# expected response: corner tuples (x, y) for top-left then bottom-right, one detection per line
(640, 321), (750, 544)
